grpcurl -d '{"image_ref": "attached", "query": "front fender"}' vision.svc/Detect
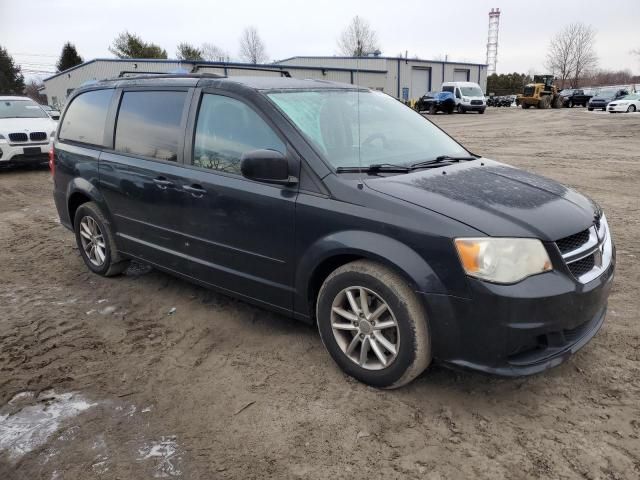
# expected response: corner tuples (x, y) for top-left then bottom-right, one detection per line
(294, 230), (448, 320)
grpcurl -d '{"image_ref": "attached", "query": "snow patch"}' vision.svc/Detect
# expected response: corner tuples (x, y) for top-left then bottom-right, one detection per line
(138, 436), (182, 478)
(0, 391), (96, 461)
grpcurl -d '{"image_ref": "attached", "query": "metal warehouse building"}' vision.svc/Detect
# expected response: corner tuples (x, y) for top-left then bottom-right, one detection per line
(41, 56), (487, 108)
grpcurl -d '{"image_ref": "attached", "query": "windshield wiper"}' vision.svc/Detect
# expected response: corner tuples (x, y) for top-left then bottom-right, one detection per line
(409, 155), (477, 169)
(336, 163), (410, 173)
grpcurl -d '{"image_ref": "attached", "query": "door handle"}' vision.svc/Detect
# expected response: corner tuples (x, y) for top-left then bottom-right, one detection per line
(183, 184), (207, 197)
(153, 177), (174, 189)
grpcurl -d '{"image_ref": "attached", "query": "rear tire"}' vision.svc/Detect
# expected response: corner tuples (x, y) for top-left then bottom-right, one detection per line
(316, 260), (431, 389)
(74, 202), (129, 277)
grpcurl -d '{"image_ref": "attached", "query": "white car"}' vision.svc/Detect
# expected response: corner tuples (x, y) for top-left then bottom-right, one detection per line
(608, 93), (640, 113)
(0, 96), (57, 166)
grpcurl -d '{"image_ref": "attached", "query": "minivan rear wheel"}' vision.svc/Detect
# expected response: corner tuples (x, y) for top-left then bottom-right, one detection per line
(316, 260), (431, 388)
(74, 202), (129, 276)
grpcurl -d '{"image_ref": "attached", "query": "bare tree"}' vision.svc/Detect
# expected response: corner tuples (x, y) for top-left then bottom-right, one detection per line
(201, 43), (230, 62)
(571, 24), (598, 87)
(545, 23), (597, 88)
(545, 25), (576, 88)
(238, 27), (268, 64)
(337, 16), (380, 56)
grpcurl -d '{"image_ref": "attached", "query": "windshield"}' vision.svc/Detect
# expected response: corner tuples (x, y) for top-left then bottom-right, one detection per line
(268, 90), (468, 169)
(622, 94), (639, 100)
(460, 86), (484, 97)
(0, 99), (48, 119)
(597, 89), (616, 98)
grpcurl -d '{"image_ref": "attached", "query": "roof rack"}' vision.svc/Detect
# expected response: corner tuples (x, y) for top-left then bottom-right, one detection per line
(191, 63), (291, 77)
(116, 71), (225, 79)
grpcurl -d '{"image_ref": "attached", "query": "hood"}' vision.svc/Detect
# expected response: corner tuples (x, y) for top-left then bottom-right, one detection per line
(591, 95), (614, 101)
(365, 159), (598, 240)
(0, 117), (57, 135)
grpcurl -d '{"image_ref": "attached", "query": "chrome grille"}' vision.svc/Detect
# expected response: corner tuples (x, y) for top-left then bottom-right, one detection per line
(556, 215), (612, 284)
(556, 229), (590, 254)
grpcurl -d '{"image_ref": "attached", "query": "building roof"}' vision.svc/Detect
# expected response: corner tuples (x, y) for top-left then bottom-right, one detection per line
(275, 55), (488, 67)
(0, 96), (34, 101)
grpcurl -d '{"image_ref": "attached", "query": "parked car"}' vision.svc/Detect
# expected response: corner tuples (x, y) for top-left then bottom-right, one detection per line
(415, 91), (455, 114)
(607, 93), (640, 113)
(442, 81), (486, 113)
(0, 96), (57, 166)
(52, 75), (614, 388)
(588, 88), (629, 111)
(41, 104), (61, 120)
(561, 89), (593, 107)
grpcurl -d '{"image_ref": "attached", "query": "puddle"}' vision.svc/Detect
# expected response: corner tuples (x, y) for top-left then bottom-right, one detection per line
(0, 391), (96, 461)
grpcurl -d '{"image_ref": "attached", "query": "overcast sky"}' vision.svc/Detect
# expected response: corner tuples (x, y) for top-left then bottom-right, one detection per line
(2, 0), (639, 80)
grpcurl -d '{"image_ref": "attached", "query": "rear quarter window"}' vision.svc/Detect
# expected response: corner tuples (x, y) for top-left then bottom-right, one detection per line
(59, 89), (114, 146)
(114, 90), (187, 162)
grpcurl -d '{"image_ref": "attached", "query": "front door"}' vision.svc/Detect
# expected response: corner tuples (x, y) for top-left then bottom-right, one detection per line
(176, 91), (298, 312)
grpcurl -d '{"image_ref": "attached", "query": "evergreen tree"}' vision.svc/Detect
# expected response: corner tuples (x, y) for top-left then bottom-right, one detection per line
(56, 42), (83, 72)
(176, 43), (203, 61)
(109, 31), (167, 59)
(0, 46), (25, 94)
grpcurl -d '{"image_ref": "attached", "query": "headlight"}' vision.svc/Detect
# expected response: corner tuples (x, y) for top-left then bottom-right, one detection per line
(462, 97), (469, 102)
(454, 238), (552, 284)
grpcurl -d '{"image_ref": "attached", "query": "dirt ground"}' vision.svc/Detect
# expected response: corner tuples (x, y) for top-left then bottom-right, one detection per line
(1, 107), (639, 480)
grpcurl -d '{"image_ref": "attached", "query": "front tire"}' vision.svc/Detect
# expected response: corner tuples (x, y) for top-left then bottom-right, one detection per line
(316, 260), (431, 389)
(628, 105), (637, 113)
(74, 202), (129, 276)
(457, 104), (465, 114)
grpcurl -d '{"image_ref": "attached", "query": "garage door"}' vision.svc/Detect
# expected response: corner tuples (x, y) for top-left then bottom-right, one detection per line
(454, 69), (470, 82)
(411, 68), (431, 99)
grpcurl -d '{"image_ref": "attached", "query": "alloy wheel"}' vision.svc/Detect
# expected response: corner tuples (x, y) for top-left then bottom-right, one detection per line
(330, 286), (400, 370)
(79, 216), (106, 266)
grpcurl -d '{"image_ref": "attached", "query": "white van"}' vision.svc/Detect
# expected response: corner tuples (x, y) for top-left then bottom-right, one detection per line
(441, 82), (486, 114)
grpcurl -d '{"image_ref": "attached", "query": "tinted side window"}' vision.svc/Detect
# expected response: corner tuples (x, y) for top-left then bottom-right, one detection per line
(193, 94), (285, 175)
(59, 89), (113, 146)
(115, 91), (187, 162)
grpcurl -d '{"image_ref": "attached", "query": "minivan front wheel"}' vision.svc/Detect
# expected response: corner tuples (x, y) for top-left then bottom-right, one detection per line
(74, 202), (129, 276)
(317, 260), (431, 388)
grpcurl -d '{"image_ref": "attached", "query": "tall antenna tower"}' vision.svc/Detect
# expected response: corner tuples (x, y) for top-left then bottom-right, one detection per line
(486, 8), (501, 75)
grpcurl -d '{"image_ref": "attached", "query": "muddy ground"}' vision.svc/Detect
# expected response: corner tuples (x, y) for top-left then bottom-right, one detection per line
(1, 107), (639, 479)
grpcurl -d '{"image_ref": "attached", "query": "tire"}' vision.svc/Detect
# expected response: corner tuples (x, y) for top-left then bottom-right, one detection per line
(569, 100), (574, 108)
(74, 202), (129, 276)
(588, 107), (594, 111)
(478, 109), (485, 114)
(602, 108), (606, 111)
(429, 105), (437, 115)
(316, 260), (431, 389)
(457, 104), (465, 114)
(522, 103), (530, 109)
(628, 105), (637, 113)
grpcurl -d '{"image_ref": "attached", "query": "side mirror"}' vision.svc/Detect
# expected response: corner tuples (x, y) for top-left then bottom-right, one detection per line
(240, 149), (298, 185)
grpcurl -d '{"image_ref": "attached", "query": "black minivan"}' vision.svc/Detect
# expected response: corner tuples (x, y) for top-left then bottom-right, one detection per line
(52, 74), (615, 388)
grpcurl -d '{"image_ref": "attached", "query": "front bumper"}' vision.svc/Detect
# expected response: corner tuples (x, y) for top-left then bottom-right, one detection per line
(459, 103), (485, 112)
(608, 104), (631, 112)
(0, 140), (52, 164)
(422, 252), (615, 376)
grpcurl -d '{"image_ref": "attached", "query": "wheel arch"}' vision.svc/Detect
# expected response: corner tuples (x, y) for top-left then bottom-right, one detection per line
(66, 177), (112, 227)
(295, 230), (446, 323)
